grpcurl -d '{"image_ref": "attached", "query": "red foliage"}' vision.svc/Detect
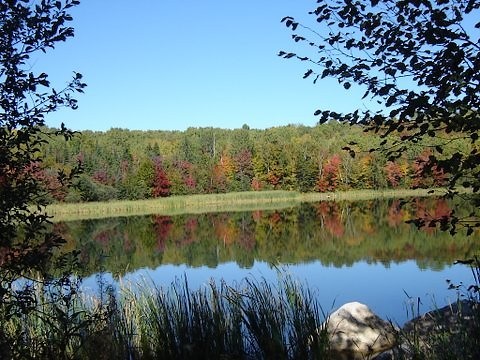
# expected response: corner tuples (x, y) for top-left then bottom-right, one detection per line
(92, 169), (110, 185)
(176, 160), (196, 191)
(152, 158), (171, 197)
(184, 174), (196, 190)
(235, 149), (253, 174)
(153, 215), (173, 252)
(267, 171), (281, 187)
(387, 200), (405, 227)
(76, 152), (85, 164)
(315, 202), (344, 238)
(316, 154), (341, 192)
(120, 160), (130, 181)
(212, 164), (228, 192)
(411, 150), (447, 188)
(385, 161), (403, 188)
(413, 198), (452, 233)
(251, 178), (262, 191)
(28, 162), (67, 201)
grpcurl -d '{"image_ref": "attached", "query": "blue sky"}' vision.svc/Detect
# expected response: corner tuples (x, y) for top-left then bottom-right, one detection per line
(38, 0), (373, 131)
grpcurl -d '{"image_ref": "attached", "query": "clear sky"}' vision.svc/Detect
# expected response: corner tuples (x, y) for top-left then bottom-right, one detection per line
(37, 0), (374, 132)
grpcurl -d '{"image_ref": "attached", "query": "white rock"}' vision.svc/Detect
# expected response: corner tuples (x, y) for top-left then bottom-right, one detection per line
(326, 302), (396, 357)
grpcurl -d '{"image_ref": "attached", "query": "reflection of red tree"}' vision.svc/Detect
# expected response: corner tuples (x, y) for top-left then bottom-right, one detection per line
(153, 215), (173, 252)
(315, 202), (344, 238)
(252, 210), (263, 222)
(94, 230), (111, 247)
(214, 214), (235, 246)
(179, 217), (198, 246)
(124, 232), (133, 253)
(269, 212), (282, 226)
(387, 200), (405, 227)
(414, 198), (452, 233)
(52, 222), (68, 237)
(238, 232), (256, 251)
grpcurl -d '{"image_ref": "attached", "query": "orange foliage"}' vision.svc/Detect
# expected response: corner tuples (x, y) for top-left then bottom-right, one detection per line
(315, 202), (345, 238)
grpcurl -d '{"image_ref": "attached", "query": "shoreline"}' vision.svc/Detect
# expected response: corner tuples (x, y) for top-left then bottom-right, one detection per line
(44, 188), (454, 222)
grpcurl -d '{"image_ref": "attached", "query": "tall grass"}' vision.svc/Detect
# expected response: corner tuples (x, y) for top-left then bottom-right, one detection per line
(45, 188), (451, 222)
(115, 273), (330, 360)
(1, 273), (330, 359)
(2, 261), (478, 359)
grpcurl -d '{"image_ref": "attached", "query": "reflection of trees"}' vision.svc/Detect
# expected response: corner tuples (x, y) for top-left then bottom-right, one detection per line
(315, 202), (344, 238)
(153, 216), (173, 252)
(58, 199), (479, 276)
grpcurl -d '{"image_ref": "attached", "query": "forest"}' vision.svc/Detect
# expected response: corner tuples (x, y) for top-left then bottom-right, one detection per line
(38, 121), (471, 203)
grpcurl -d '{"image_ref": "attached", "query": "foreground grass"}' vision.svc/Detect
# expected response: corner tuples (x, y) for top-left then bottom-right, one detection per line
(3, 268), (480, 360)
(2, 274), (330, 360)
(46, 188), (450, 222)
(1, 263), (479, 360)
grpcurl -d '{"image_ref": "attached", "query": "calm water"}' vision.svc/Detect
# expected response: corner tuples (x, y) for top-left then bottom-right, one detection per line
(57, 198), (479, 324)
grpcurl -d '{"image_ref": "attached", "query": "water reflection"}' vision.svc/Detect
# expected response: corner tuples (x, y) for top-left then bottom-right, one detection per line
(80, 260), (472, 325)
(56, 198), (479, 277)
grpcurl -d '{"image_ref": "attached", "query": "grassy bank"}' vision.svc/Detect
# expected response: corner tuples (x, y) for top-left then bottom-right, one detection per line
(45, 188), (450, 222)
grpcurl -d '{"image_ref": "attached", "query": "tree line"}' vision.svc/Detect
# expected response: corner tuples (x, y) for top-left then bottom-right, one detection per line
(38, 121), (471, 202)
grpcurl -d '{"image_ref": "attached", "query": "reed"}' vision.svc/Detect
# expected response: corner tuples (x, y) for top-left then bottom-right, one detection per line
(0, 272), (330, 359)
(1, 264), (479, 359)
(45, 188), (452, 222)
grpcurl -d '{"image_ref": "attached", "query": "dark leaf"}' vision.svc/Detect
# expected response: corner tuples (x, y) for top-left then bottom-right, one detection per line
(303, 69), (313, 79)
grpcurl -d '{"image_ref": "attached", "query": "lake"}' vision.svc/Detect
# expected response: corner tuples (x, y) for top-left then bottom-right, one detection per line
(56, 197), (479, 325)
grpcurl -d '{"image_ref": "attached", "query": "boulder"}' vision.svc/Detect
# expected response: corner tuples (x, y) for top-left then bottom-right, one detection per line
(326, 302), (397, 359)
(403, 299), (477, 337)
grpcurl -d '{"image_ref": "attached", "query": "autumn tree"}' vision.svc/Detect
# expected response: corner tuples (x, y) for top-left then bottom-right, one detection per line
(0, 0), (85, 354)
(152, 157), (171, 197)
(316, 154), (342, 192)
(384, 161), (404, 188)
(281, 0), (479, 233)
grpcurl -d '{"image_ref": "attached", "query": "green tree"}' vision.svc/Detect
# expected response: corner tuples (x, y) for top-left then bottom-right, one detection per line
(0, 0), (85, 355)
(293, 133), (318, 192)
(281, 0), (479, 233)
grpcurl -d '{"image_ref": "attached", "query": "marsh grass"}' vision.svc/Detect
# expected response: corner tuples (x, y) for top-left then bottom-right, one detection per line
(2, 262), (479, 359)
(46, 188), (449, 222)
(115, 273), (330, 360)
(0, 273), (330, 359)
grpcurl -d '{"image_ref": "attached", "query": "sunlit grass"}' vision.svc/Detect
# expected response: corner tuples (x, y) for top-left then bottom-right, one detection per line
(45, 188), (451, 222)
